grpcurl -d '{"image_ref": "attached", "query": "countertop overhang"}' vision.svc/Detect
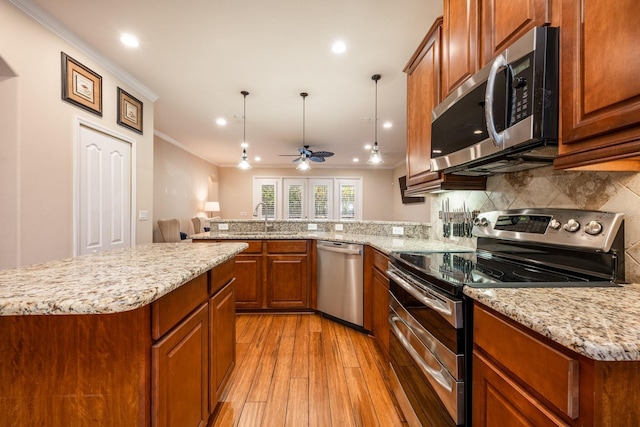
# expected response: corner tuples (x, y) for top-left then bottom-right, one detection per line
(0, 242), (248, 316)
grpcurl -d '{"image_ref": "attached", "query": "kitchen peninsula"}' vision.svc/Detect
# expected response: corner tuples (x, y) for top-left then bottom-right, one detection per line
(0, 242), (247, 426)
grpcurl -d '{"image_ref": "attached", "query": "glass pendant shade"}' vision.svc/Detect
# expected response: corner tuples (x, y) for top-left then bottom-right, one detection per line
(367, 74), (384, 165)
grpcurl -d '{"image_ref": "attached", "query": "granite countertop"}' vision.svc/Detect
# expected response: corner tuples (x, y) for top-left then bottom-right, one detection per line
(192, 231), (470, 255)
(464, 285), (640, 362)
(0, 242), (248, 316)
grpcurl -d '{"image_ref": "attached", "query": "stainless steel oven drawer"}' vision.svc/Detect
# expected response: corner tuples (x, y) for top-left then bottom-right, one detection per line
(389, 308), (465, 425)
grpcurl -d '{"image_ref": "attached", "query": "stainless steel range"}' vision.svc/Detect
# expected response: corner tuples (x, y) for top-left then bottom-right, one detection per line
(387, 208), (625, 426)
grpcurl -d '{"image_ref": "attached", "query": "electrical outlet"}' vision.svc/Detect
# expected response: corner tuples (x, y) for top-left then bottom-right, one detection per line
(138, 210), (148, 221)
(335, 223), (344, 231)
(307, 223), (318, 231)
(392, 226), (404, 235)
(218, 223), (229, 230)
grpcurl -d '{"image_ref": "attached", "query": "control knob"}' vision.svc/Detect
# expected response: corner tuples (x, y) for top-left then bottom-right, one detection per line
(563, 219), (580, 233)
(473, 216), (489, 227)
(584, 220), (603, 236)
(512, 77), (527, 89)
(549, 219), (561, 230)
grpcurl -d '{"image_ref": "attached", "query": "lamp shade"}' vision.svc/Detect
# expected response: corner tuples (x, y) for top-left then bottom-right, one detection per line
(204, 201), (220, 213)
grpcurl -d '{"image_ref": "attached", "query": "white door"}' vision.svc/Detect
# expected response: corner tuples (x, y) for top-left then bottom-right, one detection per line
(78, 125), (132, 254)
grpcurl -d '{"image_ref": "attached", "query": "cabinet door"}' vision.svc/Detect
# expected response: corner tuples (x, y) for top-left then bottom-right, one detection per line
(556, 0), (640, 169)
(481, 0), (551, 65)
(473, 352), (568, 426)
(209, 281), (236, 409)
(234, 255), (263, 309)
(405, 19), (442, 187)
(442, 0), (479, 97)
(372, 267), (390, 356)
(266, 254), (309, 308)
(152, 303), (209, 427)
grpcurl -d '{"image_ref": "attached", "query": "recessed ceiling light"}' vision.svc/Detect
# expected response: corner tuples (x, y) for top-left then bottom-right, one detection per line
(120, 33), (139, 48)
(241, 142), (249, 148)
(383, 121), (392, 128)
(215, 117), (227, 126)
(332, 40), (346, 54)
(254, 156), (261, 161)
(364, 144), (372, 150)
(353, 158), (359, 162)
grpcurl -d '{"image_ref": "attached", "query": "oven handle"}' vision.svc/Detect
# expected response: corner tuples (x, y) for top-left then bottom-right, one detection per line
(387, 268), (453, 318)
(389, 314), (453, 393)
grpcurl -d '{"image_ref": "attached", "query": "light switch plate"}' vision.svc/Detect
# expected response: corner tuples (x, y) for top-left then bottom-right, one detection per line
(307, 223), (318, 231)
(392, 226), (404, 235)
(138, 210), (148, 221)
(335, 224), (344, 231)
(218, 223), (229, 230)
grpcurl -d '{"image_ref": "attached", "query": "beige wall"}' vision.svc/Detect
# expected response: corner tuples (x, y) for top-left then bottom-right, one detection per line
(0, 1), (155, 267)
(219, 166), (395, 221)
(153, 136), (220, 240)
(391, 163), (431, 222)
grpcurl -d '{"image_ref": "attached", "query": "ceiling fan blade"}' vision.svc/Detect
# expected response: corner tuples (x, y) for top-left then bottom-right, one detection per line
(292, 157), (301, 162)
(309, 156), (326, 162)
(312, 151), (334, 157)
(278, 154), (300, 156)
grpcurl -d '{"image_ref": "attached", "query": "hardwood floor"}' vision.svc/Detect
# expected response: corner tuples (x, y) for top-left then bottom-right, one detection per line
(209, 313), (407, 426)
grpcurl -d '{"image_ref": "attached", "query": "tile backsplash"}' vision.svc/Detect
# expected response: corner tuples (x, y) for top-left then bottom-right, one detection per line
(430, 165), (640, 283)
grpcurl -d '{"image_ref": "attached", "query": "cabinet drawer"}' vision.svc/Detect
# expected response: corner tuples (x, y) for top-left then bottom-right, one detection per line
(210, 258), (235, 295)
(372, 249), (389, 273)
(265, 240), (307, 254)
(240, 240), (263, 254)
(152, 273), (208, 340)
(474, 304), (579, 419)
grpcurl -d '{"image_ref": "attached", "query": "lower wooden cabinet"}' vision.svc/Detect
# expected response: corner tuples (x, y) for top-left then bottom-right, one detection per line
(365, 246), (389, 357)
(266, 253), (309, 308)
(472, 302), (640, 426)
(153, 302), (209, 427)
(209, 281), (236, 407)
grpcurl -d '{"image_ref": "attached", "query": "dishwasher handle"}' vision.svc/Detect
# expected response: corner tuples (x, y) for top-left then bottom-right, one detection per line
(317, 243), (362, 255)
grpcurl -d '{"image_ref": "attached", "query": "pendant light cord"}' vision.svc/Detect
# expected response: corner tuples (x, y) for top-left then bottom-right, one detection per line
(241, 90), (249, 148)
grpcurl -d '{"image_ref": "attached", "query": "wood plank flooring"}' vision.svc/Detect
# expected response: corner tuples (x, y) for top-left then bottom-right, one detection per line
(209, 313), (406, 427)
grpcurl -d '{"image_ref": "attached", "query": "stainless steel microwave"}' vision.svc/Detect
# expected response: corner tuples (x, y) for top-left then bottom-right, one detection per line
(431, 26), (559, 175)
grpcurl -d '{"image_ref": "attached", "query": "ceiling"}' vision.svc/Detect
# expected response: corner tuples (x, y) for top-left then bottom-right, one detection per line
(26, 0), (442, 168)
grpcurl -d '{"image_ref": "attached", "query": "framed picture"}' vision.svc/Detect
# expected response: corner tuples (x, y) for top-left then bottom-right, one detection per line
(61, 52), (102, 116)
(117, 87), (143, 134)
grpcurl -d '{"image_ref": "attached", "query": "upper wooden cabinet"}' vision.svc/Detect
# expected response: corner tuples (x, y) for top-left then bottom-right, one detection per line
(404, 17), (487, 194)
(442, 0), (480, 97)
(554, 0), (640, 170)
(404, 18), (442, 188)
(480, 0), (553, 66)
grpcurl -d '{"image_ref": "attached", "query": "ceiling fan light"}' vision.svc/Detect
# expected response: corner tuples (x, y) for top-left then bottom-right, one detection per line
(296, 155), (311, 171)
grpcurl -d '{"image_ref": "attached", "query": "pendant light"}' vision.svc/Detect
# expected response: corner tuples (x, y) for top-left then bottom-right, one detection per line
(237, 90), (252, 170)
(296, 92), (311, 171)
(367, 74), (384, 165)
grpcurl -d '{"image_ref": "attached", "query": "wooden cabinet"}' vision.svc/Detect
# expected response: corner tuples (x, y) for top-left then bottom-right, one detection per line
(554, 0), (640, 170)
(442, 0), (480, 97)
(480, 0), (553, 65)
(404, 18), (442, 188)
(0, 259), (238, 427)
(209, 280), (235, 407)
(472, 302), (640, 426)
(366, 247), (390, 357)
(404, 17), (486, 194)
(153, 302), (209, 427)
(233, 241), (263, 309)
(266, 240), (310, 309)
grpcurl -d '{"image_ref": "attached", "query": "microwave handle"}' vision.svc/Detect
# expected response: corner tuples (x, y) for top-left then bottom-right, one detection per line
(485, 54), (507, 149)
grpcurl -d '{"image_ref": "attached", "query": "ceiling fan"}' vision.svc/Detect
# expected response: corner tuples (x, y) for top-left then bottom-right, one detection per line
(278, 93), (334, 164)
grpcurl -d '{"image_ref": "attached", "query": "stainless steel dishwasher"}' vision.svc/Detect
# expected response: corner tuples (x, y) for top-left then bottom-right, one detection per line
(316, 240), (364, 328)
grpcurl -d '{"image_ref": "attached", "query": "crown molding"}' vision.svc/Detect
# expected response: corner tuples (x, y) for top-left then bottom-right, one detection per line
(154, 130), (220, 166)
(10, 0), (159, 102)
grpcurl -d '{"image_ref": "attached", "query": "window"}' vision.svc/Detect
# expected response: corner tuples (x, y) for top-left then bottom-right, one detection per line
(253, 178), (279, 219)
(254, 177), (360, 220)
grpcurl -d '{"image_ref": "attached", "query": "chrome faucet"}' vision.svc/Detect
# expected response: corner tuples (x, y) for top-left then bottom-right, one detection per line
(253, 202), (273, 232)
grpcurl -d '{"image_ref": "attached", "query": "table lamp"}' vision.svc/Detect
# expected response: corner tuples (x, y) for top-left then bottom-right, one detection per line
(203, 201), (220, 219)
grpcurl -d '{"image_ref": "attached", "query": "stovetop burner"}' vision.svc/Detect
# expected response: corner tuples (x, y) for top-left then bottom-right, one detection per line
(390, 208), (626, 296)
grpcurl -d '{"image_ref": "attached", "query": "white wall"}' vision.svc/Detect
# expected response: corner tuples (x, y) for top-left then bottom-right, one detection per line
(219, 166), (395, 221)
(153, 135), (220, 240)
(0, 1), (155, 267)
